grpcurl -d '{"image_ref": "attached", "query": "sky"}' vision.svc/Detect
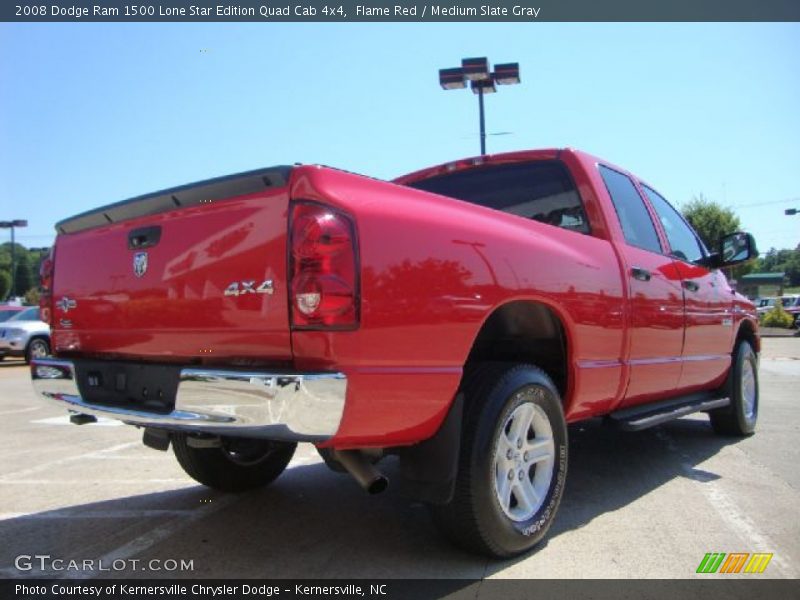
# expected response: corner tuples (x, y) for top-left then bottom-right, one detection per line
(0, 22), (798, 252)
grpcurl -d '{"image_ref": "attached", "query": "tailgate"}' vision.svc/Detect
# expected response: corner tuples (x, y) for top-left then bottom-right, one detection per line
(51, 167), (294, 363)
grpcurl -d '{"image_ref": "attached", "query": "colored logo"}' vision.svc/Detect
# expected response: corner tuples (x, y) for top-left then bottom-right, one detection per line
(56, 297), (77, 313)
(697, 552), (773, 574)
(133, 251), (148, 277)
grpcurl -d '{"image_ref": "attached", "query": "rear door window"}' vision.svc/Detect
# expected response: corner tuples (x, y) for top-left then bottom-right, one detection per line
(406, 160), (590, 234)
(599, 165), (662, 254)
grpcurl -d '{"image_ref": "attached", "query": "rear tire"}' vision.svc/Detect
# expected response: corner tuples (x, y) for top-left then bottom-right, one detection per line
(172, 433), (296, 492)
(430, 362), (568, 558)
(710, 341), (758, 436)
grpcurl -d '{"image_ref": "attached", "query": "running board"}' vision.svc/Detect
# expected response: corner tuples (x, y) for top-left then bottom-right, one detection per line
(608, 393), (730, 432)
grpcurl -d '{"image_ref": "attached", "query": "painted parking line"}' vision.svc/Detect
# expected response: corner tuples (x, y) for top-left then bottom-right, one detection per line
(0, 442), (139, 481)
(0, 406), (42, 417)
(0, 493), (240, 579)
(0, 478), (189, 485)
(0, 509), (196, 520)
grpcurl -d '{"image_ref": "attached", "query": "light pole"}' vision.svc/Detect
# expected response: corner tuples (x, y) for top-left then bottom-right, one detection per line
(0, 219), (28, 300)
(439, 57), (520, 156)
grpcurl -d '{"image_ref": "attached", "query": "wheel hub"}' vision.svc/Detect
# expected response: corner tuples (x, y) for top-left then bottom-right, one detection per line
(492, 393), (556, 522)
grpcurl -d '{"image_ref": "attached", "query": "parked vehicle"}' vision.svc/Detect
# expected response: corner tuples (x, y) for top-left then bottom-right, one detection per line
(756, 297), (777, 316)
(777, 295), (800, 327)
(0, 306), (50, 362)
(31, 148), (759, 557)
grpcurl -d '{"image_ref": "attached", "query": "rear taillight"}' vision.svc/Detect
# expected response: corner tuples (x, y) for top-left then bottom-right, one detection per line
(39, 247), (55, 325)
(289, 202), (359, 329)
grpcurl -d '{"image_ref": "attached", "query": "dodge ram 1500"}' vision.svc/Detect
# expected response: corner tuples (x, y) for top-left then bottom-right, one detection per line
(31, 148), (759, 557)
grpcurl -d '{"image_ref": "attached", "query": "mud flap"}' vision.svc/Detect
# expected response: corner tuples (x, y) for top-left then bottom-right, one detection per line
(396, 392), (463, 505)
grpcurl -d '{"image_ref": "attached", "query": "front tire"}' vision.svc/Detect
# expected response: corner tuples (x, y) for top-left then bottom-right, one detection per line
(25, 337), (50, 364)
(430, 363), (568, 558)
(172, 433), (296, 492)
(710, 340), (758, 436)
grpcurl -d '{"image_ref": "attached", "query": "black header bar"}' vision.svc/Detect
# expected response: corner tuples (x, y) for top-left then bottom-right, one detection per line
(3, 579), (799, 600)
(3, 0), (800, 22)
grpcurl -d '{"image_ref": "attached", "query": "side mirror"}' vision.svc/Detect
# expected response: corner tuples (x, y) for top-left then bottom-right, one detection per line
(719, 232), (758, 267)
(695, 232), (758, 269)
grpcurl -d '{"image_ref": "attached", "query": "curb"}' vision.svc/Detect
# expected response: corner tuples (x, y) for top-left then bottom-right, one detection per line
(760, 328), (800, 338)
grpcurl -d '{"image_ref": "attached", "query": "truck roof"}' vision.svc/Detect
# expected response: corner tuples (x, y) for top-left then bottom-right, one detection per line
(392, 147), (663, 205)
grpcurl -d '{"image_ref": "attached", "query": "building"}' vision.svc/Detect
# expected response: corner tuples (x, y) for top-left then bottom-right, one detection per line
(738, 272), (786, 300)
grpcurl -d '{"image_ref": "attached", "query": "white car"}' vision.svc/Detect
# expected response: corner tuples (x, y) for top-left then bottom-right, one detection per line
(756, 297), (777, 316)
(0, 306), (51, 363)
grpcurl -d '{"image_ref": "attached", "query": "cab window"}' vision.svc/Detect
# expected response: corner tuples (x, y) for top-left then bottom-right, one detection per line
(642, 185), (706, 264)
(598, 165), (662, 254)
(406, 160), (591, 235)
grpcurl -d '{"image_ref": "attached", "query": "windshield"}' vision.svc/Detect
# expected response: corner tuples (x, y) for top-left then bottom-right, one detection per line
(7, 307), (40, 322)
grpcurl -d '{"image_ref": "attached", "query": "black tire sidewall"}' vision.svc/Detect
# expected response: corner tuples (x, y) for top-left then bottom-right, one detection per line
(172, 433), (296, 492)
(470, 367), (568, 555)
(732, 342), (758, 434)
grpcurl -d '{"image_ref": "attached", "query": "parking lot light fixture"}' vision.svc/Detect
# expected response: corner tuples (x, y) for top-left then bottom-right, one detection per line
(471, 79), (497, 95)
(461, 57), (490, 81)
(494, 63), (521, 85)
(439, 56), (521, 156)
(439, 68), (466, 90)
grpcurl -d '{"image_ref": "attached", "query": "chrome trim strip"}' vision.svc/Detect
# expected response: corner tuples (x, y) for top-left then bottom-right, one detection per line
(30, 358), (346, 441)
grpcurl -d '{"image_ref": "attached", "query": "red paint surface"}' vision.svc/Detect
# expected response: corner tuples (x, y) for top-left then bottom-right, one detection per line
(49, 148), (758, 448)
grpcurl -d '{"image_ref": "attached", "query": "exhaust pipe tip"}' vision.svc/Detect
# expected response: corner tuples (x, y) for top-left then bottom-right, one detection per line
(333, 449), (389, 495)
(367, 475), (389, 495)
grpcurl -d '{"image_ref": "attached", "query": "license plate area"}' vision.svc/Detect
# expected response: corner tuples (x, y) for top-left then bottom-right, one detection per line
(73, 360), (181, 414)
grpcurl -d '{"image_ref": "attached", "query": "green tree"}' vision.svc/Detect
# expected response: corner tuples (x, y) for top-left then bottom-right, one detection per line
(786, 254), (800, 287)
(12, 253), (33, 297)
(0, 270), (10, 300)
(754, 244), (800, 286)
(681, 194), (741, 251)
(0, 243), (51, 299)
(24, 287), (40, 306)
(761, 302), (794, 328)
(681, 194), (756, 279)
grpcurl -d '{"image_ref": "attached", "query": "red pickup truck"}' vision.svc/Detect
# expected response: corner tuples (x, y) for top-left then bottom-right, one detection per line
(32, 148), (759, 558)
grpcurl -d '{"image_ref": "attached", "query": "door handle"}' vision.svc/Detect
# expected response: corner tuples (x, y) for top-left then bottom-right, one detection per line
(631, 267), (651, 282)
(128, 226), (162, 250)
(683, 280), (700, 292)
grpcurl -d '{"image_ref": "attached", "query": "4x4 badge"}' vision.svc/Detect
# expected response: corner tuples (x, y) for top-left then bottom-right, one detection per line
(224, 280), (274, 296)
(133, 251), (148, 277)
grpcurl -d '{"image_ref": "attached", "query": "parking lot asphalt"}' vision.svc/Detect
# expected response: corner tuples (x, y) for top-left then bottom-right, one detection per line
(0, 339), (798, 580)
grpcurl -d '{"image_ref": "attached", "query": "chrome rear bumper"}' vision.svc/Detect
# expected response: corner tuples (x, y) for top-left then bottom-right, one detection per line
(30, 358), (346, 442)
